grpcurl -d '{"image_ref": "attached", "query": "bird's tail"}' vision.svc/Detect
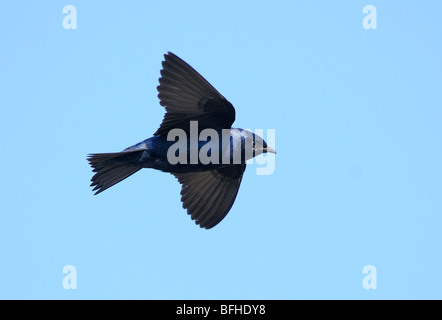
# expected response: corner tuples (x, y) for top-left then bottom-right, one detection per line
(87, 150), (145, 195)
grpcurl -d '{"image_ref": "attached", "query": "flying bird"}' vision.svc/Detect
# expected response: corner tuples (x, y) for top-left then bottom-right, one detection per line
(87, 52), (275, 229)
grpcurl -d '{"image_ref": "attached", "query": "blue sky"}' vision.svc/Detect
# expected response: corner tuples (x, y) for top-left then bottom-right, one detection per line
(0, 1), (441, 299)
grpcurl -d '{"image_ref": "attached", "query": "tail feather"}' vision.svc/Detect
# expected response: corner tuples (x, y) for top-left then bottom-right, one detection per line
(87, 150), (145, 195)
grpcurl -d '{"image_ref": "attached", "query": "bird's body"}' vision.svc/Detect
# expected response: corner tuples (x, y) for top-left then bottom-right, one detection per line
(122, 128), (257, 173)
(88, 52), (275, 229)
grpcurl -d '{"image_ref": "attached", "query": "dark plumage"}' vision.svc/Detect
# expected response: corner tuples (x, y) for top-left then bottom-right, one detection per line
(88, 52), (275, 229)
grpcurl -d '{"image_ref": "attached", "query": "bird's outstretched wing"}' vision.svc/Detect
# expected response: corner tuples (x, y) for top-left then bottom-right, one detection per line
(172, 164), (246, 229)
(155, 52), (235, 136)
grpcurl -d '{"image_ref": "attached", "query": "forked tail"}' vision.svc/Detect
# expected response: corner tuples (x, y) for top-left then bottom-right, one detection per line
(87, 149), (145, 195)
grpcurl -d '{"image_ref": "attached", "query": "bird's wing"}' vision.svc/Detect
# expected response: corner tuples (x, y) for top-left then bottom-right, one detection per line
(172, 164), (246, 229)
(155, 52), (235, 135)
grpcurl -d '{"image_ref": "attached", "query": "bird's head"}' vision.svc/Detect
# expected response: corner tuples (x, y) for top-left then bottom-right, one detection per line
(240, 129), (276, 160)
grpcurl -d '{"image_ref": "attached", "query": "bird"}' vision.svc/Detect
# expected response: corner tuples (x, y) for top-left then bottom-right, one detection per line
(87, 52), (276, 229)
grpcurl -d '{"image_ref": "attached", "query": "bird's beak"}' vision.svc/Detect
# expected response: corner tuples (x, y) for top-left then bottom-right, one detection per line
(265, 146), (276, 154)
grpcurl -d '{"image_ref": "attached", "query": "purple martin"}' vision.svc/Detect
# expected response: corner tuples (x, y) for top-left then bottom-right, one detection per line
(87, 52), (276, 229)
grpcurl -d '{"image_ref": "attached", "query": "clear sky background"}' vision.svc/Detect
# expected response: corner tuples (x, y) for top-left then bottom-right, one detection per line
(0, 1), (441, 299)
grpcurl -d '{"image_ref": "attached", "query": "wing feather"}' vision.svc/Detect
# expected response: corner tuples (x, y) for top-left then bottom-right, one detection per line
(172, 164), (246, 229)
(155, 52), (235, 135)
